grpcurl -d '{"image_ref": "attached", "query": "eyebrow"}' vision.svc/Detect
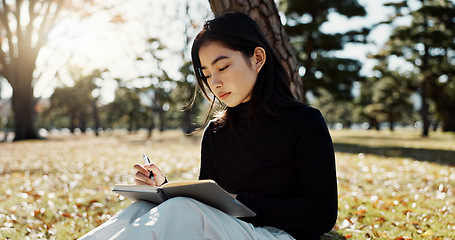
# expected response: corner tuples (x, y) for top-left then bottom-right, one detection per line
(201, 55), (230, 69)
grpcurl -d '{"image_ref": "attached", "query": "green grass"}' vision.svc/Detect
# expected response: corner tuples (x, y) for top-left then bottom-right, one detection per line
(329, 130), (455, 240)
(0, 129), (454, 239)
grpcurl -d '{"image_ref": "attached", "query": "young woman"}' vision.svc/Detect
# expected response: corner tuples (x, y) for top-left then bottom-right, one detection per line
(79, 12), (337, 240)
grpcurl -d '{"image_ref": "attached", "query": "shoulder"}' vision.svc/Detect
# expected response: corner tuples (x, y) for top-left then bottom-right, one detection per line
(285, 103), (325, 124)
(202, 119), (220, 140)
(279, 103), (329, 137)
(204, 119), (219, 133)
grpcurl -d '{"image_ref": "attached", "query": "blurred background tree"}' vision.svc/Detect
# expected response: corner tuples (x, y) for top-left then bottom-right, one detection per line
(172, 61), (206, 134)
(281, 0), (370, 106)
(364, 74), (414, 132)
(311, 89), (356, 129)
(104, 84), (147, 133)
(46, 68), (103, 135)
(372, 0), (455, 136)
(0, 0), (101, 140)
(1, 0), (454, 141)
(174, 1), (207, 134)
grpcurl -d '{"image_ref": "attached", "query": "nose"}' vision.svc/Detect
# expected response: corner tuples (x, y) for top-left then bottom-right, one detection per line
(209, 75), (222, 89)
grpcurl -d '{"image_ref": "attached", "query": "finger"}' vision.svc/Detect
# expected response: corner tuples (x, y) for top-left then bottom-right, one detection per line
(133, 163), (156, 185)
(134, 177), (155, 186)
(144, 164), (166, 186)
(134, 171), (156, 186)
(133, 163), (152, 178)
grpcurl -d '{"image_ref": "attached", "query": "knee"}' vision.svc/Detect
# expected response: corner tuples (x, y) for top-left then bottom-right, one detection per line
(160, 197), (202, 214)
(163, 197), (195, 207)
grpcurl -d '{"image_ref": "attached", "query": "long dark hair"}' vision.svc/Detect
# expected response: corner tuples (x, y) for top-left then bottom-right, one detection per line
(191, 12), (298, 129)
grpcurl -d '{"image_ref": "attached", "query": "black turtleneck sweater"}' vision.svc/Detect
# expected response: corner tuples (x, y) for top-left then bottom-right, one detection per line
(198, 102), (338, 239)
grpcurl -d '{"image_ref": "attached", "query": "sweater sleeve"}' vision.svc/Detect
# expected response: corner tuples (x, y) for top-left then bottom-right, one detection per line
(236, 108), (338, 236)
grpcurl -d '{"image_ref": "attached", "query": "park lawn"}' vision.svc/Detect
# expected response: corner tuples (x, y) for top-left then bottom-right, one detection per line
(330, 130), (455, 239)
(0, 129), (454, 239)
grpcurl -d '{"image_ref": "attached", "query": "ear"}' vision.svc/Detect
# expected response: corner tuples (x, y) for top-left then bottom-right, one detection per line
(251, 47), (266, 74)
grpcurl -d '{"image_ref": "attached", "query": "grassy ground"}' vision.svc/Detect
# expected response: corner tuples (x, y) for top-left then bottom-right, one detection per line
(330, 130), (455, 240)
(0, 129), (454, 239)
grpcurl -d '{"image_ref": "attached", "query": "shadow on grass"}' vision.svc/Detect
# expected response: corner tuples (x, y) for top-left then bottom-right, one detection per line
(334, 143), (455, 166)
(321, 230), (346, 240)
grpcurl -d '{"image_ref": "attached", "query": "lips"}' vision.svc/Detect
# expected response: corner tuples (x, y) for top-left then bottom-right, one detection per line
(218, 92), (231, 100)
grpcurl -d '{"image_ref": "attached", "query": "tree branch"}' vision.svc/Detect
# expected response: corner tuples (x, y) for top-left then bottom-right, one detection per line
(1, 0), (15, 62)
(0, 44), (9, 80)
(15, 0), (23, 54)
(0, 0), (14, 86)
(34, 0), (64, 57)
(34, 0), (52, 50)
(25, 0), (39, 47)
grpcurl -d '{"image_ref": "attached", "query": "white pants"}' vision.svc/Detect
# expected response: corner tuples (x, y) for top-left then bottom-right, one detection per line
(78, 197), (295, 240)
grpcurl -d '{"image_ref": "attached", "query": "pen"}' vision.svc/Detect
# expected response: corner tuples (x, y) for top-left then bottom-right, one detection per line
(143, 154), (154, 180)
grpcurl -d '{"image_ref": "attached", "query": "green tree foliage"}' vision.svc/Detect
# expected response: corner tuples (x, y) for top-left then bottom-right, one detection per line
(103, 37), (177, 135)
(281, 0), (369, 102)
(134, 38), (174, 134)
(364, 74), (414, 131)
(171, 2), (210, 134)
(312, 89), (355, 129)
(355, 77), (381, 130)
(170, 61), (206, 134)
(104, 85), (151, 133)
(372, 0), (455, 135)
(47, 69), (102, 134)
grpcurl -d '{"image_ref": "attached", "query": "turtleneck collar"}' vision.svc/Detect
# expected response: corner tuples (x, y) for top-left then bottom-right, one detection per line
(229, 101), (270, 120)
(230, 101), (250, 111)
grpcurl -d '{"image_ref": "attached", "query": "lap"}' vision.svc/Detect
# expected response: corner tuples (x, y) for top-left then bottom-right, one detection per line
(79, 197), (295, 240)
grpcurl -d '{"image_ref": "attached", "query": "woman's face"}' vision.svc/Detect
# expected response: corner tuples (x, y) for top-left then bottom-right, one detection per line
(199, 41), (263, 107)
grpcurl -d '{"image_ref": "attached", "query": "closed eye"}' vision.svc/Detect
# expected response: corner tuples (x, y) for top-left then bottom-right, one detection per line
(202, 65), (228, 80)
(219, 65), (229, 71)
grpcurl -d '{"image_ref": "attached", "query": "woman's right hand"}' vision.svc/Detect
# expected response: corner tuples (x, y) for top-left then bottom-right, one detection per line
(133, 163), (166, 187)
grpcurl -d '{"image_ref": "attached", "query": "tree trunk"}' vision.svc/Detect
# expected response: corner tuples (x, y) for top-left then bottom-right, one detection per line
(9, 34), (40, 140)
(419, 10), (431, 137)
(147, 114), (155, 138)
(432, 120), (439, 132)
(70, 111), (77, 133)
(419, 84), (430, 137)
(92, 100), (100, 136)
(442, 115), (455, 132)
(80, 112), (87, 133)
(158, 107), (165, 132)
(11, 82), (40, 140)
(128, 111), (134, 133)
(368, 117), (380, 130)
(388, 114), (395, 132)
(436, 99), (455, 132)
(208, 0), (302, 101)
(431, 82), (455, 133)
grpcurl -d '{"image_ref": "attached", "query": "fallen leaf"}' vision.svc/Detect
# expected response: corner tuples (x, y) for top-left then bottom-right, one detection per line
(408, 220), (419, 225)
(421, 230), (433, 237)
(354, 209), (366, 215)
